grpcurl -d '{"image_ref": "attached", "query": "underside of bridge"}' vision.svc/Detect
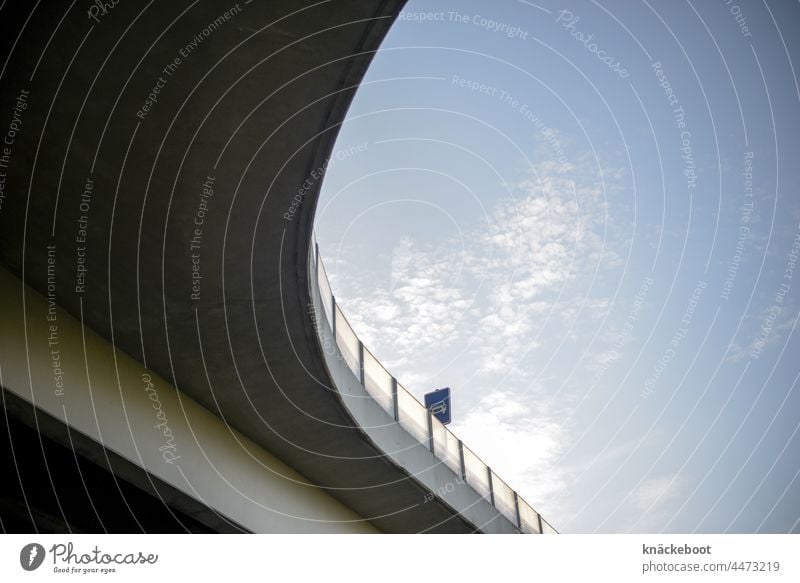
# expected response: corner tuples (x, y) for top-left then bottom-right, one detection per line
(0, 0), (509, 533)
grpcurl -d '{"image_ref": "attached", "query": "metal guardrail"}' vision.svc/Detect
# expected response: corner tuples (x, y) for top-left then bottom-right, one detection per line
(310, 238), (556, 534)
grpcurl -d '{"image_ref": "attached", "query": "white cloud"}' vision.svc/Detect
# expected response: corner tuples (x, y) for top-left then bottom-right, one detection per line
(630, 476), (686, 511)
(623, 475), (690, 533)
(451, 390), (568, 515)
(337, 156), (618, 373)
(726, 302), (798, 364)
(326, 154), (626, 528)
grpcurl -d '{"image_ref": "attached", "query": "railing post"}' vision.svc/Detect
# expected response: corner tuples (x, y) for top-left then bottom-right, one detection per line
(488, 467), (495, 506)
(427, 409), (434, 453)
(391, 377), (398, 421)
(331, 295), (336, 337)
(513, 491), (521, 530)
(458, 441), (466, 482)
(358, 341), (365, 385)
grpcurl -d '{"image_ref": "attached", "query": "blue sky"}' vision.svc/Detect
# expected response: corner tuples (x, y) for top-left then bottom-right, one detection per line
(313, 0), (800, 533)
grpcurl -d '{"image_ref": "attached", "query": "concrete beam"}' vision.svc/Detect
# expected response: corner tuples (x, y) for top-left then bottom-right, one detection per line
(0, 266), (377, 533)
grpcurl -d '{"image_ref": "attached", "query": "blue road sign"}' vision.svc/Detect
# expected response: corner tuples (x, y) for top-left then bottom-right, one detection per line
(424, 387), (452, 425)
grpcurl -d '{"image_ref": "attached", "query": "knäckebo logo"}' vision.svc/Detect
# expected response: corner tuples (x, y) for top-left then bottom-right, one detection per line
(20, 543), (46, 571)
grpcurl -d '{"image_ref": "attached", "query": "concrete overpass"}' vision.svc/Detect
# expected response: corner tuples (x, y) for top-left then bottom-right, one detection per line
(0, 0), (554, 533)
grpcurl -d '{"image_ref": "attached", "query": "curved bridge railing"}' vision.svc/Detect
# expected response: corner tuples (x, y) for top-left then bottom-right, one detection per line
(310, 237), (557, 534)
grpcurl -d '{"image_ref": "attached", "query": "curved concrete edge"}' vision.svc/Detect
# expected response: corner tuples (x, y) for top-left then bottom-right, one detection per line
(308, 248), (519, 534)
(0, 266), (378, 533)
(1, 0), (496, 533)
(0, 0), (546, 534)
(1, 387), (244, 533)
